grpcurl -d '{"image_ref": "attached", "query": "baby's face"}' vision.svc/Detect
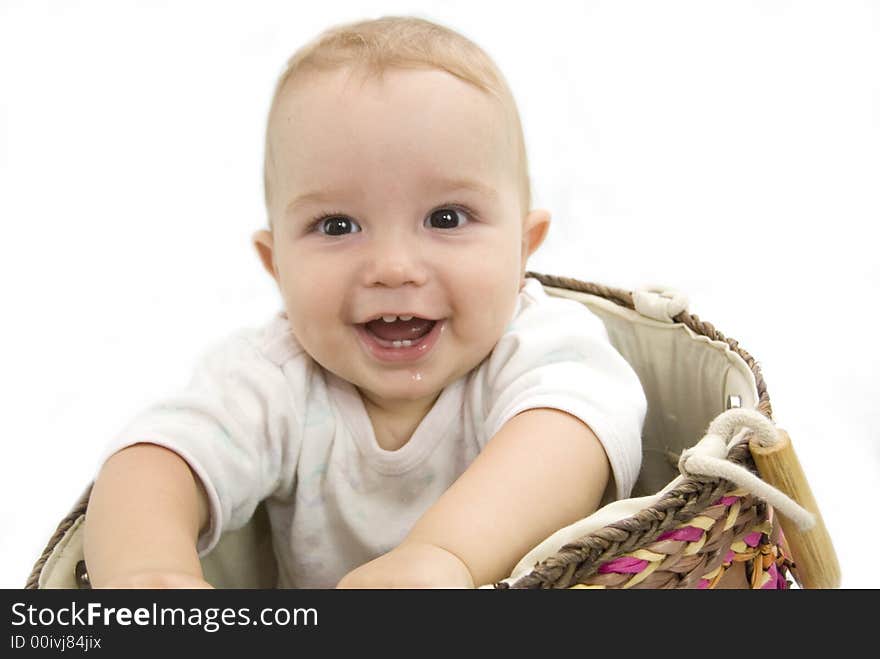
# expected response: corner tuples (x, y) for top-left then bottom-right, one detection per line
(256, 66), (548, 415)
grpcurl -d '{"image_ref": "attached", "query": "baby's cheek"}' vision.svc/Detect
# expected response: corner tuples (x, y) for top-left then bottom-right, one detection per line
(469, 269), (521, 324)
(457, 299), (515, 366)
(284, 287), (329, 326)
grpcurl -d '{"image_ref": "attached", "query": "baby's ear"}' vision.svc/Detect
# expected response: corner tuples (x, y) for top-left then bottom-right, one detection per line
(252, 229), (279, 282)
(522, 209), (551, 259)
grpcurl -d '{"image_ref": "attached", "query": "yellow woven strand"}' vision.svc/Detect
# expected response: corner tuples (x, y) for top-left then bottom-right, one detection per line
(707, 567), (729, 589)
(631, 549), (668, 562)
(723, 500), (741, 531)
(750, 555), (764, 589)
(701, 565), (723, 581)
(687, 516), (716, 531)
(754, 520), (773, 536)
(569, 584), (605, 589)
(622, 559), (661, 589)
(683, 534), (707, 556)
(732, 549), (759, 563)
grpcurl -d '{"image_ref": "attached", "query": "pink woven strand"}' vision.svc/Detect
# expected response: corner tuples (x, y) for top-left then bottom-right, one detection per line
(598, 557), (648, 574)
(657, 526), (704, 542)
(742, 531), (763, 548)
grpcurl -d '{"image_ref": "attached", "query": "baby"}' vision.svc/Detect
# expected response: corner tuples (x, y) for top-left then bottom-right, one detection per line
(83, 16), (647, 589)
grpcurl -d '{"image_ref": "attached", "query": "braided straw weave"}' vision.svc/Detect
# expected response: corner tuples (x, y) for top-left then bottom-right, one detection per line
(505, 483), (792, 589)
(25, 273), (789, 589)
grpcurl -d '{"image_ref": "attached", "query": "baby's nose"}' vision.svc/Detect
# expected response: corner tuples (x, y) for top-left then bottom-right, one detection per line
(362, 236), (428, 288)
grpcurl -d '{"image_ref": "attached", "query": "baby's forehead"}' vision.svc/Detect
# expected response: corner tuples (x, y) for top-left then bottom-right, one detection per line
(277, 65), (509, 126)
(271, 67), (517, 175)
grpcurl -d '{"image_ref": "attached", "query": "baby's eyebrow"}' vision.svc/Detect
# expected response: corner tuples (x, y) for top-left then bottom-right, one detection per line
(284, 177), (497, 217)
(430, 176), (498, 200)
(285, 190), (340, 216)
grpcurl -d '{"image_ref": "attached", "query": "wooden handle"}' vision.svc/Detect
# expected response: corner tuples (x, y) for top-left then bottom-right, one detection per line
(749, 428), (841, 588)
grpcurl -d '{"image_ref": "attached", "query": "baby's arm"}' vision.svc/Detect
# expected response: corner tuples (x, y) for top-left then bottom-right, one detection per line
(83, 443), (212, 588)
(337, 407), (610, 588)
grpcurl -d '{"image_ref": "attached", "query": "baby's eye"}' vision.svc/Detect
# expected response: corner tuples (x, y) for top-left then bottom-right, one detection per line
(314, 215), (361, 236)
(425, 207), (470, 229)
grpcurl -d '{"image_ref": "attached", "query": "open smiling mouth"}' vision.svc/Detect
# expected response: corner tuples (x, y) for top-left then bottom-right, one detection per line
(355, 316), (444, 362)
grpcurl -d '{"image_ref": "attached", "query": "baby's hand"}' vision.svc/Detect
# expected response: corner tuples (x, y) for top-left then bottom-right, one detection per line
(336, 542), (475, 589)
(96, 570), (214, 589)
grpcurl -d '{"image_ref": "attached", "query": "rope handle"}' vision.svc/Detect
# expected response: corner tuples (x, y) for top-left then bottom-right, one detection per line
(679, 408), (841, 588)
(632, 285), (689, 323)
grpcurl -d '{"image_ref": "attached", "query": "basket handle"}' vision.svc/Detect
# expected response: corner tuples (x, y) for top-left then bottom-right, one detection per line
(749, 429), (841, 589)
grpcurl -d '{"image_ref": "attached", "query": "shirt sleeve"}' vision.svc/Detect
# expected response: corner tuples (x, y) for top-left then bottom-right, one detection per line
(94, 330), (300, 556)
(481, 287), (647, 499)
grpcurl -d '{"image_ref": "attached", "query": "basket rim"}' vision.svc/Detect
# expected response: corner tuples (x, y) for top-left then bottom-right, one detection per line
(525, 271), (771, 418)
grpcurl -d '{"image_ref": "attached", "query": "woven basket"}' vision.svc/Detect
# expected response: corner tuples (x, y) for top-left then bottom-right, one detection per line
(26, 272), (825, 590)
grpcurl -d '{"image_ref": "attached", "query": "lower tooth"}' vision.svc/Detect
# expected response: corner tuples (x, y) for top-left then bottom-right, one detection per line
(391, 340), (413, 348)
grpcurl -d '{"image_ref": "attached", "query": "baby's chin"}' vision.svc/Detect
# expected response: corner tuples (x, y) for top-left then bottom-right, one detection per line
(348, 384), (442, 427)
(354, 372), (447, 402)
(349, 361), (473, 411)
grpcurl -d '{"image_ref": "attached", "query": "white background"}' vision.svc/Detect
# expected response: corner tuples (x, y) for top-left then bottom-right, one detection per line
(1, 0), (877, 589)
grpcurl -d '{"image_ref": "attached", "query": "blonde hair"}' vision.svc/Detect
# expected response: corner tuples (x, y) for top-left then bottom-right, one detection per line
(263, 15), (531, 220)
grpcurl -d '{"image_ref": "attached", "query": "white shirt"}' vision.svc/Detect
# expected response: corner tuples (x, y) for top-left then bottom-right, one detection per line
(98, 278), (647, 588)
